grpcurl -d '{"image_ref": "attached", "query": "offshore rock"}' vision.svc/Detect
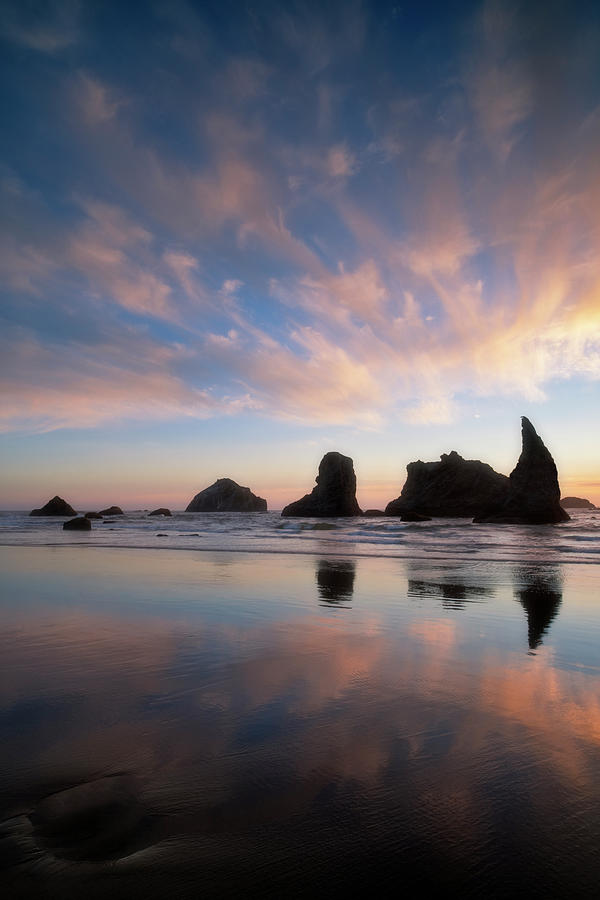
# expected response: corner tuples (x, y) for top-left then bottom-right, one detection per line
(148, 508), (172, 516)
(84, 512), (103, 519)
(363, 509), (385, 517)
(281, 452), (362, 517)
(30, 495), (77, 517)
(98, 506), (124, 516)
(385, 451), (508, 519)
(63, 516), (92, 531)
(186, 479), (267, 512)
(475, 417), (570, 524)
(561, 496), (596, 510)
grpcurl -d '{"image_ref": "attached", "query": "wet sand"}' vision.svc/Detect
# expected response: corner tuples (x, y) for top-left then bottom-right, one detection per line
(1, 546), (599, 897)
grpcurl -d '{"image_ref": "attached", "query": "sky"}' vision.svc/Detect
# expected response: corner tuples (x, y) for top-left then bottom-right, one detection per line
(1, 0), (599, 510)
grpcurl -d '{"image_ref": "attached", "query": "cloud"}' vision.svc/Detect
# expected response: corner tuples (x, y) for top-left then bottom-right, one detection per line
(1, 0), (80, 53)
(327, 144), (358, 178)
(0, 332), (255, 433)
(464, 0), (533, 161)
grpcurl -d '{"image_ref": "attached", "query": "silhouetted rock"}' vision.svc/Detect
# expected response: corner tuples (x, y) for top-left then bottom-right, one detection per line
(30, 495), (77, 517)
(401, 511), (432, 522)
(363, 509), (385, 516)
(281, 452), (362, 517)
(386, 451), (508, 518)
(85, 512), (102, 519)
(98, 506), (124, 516)
(186, 479), (267, 512)
(63, 516), (92, 531)
(561, 496), (596, 509)
(476, 418), (570, 524)
(148, 508), (172, 516)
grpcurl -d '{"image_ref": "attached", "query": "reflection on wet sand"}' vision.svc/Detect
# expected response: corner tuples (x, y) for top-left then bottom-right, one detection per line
(407, 578), (494, 609)
(0, 548), (598, 898)
(513, 567), (563, 650)
(316, 559), (356, 605)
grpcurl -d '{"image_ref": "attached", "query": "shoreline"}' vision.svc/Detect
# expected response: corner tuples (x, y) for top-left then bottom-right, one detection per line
(0, 540), (596, 566)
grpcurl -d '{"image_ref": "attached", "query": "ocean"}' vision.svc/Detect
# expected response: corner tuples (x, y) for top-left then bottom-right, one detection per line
(1, 507), (599, 563)
(1, 512), (599, 897)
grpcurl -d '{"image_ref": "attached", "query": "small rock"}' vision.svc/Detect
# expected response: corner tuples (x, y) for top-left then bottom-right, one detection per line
(98, 506), (124, 516)
(148, 508), (172, 516)
(63, 517), (92, 531)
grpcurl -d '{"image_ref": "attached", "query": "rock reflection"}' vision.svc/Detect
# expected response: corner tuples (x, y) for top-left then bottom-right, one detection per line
(407, 579), (493, 609)
(514, 567), (563, 649)
(316, 559), (356, 605)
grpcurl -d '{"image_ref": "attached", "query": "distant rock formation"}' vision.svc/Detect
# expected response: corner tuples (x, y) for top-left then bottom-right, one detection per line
(363, 509), (385, 517)
(385, 451), (508, 519)
(63, 516), (91, 531)
(148, 508), (172, 516)
(30, 495), (77, 517)
(281, 452), (362, 517)
(561, 496), (596, 510)
(186, 479), (267, 512)
(475, 417), (570, 524)
(98, 506), (124, 516)
(84, 511), (103, 519)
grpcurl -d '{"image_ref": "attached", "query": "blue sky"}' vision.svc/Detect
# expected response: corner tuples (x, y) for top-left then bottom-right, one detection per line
(1, 0), (599, 509)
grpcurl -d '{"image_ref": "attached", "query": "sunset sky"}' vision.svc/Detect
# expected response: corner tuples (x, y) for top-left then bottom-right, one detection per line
(1, 0), (599, 510)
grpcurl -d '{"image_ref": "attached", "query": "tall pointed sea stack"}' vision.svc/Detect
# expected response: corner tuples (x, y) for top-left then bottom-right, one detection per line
(281, 452), (362, 517)
(476, 417), (570, 524)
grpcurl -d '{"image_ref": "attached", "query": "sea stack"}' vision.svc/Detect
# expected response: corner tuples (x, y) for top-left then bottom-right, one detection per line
(186, 479), (267, 512)
(98, 506), (124, 516)
(561, 497), (596, 510)
(281, 452), (362, 517)
(475, 417), (570, 524)
(385, 451), (509, 519)
(30, 495), (77, 517)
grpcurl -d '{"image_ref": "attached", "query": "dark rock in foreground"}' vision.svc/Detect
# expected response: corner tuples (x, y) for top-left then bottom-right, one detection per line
(561, 496), (596, 510)
(282, 452), (362, 517)
(386, 451), (508, 518)
(475, 417), (570, 524)
(30, 495), (77, 517)
(186, 479), (267, 512)
(98, 506), (124, 516)
(85, 511), (103, 519)
(63, 516), (92, 531)
(148, 508), (172, 516)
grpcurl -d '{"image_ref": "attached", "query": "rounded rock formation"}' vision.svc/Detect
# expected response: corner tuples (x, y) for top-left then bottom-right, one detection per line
(186, 479), (267, 512)
(281, 452), (362, 517)
(63, 516), (92, 531)
(148, 508), (172, 516)
(385, 451), (508, 519)
(98, 506), (124, 516)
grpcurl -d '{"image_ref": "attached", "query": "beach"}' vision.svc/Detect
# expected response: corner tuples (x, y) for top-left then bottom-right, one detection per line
(1, 534), (599, 897)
